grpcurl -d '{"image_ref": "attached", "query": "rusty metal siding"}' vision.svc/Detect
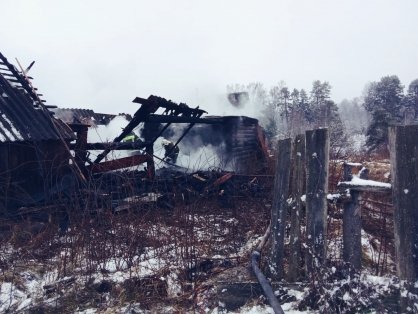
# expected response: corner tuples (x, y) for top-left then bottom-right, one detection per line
(175, 116), (267, 172)
(225, 116), (264, 172)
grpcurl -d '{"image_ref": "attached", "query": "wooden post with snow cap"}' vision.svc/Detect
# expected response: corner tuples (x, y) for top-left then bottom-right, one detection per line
(287, 134), (305, 282)
(342, 162), (364, 271)
(388, 124), (418, 281)
(270, 138), (292, 280)
(305, 128), (329, 274)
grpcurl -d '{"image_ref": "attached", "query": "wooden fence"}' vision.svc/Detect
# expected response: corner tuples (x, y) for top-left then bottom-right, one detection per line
(269, 125), (418, 284)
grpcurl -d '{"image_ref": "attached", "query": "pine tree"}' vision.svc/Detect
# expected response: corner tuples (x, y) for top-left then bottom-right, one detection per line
(309, 80), (331, 128)
(363, 75), (404, 151)
(326, 100), (348, 155)
(403, 79), (418, 123)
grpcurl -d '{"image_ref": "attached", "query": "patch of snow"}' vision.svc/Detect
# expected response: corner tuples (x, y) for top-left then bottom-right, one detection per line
(327, 193), (341, 200)
(228, 304), (275, 313)
(345, 162), (362, 167)
(167, 272), (182, 298)
(75, 309), (97, 314)
(0, 282), (26, 313)
(343, 291), (351, 301)
(338, 175), (391, 188)
(16, 297), (32, 311)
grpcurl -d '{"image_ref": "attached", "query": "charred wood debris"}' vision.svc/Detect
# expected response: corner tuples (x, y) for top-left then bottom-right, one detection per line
(0, 52), (270, 223)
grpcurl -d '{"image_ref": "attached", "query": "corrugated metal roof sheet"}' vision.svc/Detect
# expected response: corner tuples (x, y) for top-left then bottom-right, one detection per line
(52, 108), (120, 126)
(0, 52), (75, 143)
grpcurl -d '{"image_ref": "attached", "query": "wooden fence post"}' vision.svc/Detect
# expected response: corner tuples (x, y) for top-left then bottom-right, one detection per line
(305, 128), (329, 274)
(342, 163), (363, 271)
(270, 138), (292, 280)
(388, 124), (418, 281)
(288, 134), (305, 282)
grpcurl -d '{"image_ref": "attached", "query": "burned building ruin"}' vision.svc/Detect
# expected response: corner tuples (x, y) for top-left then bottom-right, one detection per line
(0, 52), (76, 213)
(0, 51), (269, 216)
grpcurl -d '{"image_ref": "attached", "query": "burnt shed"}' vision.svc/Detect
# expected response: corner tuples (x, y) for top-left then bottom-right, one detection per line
(0, 53), (75, 213)
(168, 116), (269, 173)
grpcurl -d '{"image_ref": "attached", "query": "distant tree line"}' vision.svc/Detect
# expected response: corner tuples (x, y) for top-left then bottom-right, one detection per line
(227, 75), (418, 155)
(227, 80), (347, 155)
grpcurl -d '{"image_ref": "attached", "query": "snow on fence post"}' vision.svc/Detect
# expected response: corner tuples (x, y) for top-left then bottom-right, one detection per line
(287, 134), (305, 282)
(388, 124), (418, 281)
(342, 163), (363, 271)
(305, 128), (329, 274)
(270, 138), (292, 280)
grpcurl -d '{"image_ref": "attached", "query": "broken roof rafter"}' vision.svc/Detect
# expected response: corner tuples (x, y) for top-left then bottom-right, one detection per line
(93, 95), (210, 164)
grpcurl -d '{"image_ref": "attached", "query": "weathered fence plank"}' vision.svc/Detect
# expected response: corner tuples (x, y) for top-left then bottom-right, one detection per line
(388, 124), (418, 281)
(342, 163), (363, 271)
(270, 138), (292, 280)
(305, 128), (329, 274)
(288, 134), (305, 282)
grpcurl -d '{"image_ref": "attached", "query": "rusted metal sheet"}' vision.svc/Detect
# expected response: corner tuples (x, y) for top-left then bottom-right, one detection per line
(87, 154), (151, 173)
(212, 172), (234, 187)
(53, 108), (126, 126)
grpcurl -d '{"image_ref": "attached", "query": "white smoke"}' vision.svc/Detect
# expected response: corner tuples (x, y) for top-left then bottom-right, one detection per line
(87, 115), (143, 162)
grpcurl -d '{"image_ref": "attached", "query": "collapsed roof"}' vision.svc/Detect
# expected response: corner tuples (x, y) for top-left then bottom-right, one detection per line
(0, 52), (75, 143)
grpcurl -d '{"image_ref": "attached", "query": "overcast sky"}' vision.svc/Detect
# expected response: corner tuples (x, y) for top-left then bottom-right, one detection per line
(1, 0), (417, 117)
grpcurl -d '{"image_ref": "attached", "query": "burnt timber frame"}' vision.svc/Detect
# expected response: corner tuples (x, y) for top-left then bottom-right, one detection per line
(90, 95), (221, 177)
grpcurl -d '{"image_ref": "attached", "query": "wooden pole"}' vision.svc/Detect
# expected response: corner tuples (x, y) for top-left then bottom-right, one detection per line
(287, 134), (305, 282)
(270, 138), (292, 280)
(342, 163), (363, 271)
(305, 128), (329, 274)
(145, 144), (155, 179)
(388, 124), (418, 281)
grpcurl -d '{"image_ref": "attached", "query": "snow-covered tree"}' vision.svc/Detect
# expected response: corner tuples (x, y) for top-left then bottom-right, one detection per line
(403, 79), (418, 123)
(363, 75), (404, 151)
(308, 80), (333, 128)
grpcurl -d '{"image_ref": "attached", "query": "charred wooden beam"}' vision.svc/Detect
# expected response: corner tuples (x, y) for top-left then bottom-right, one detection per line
(145, 114), (222, 124)
(70, 141), (149, 150)
(133, 95), (207, 117)
(93, 97), (160, 163)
